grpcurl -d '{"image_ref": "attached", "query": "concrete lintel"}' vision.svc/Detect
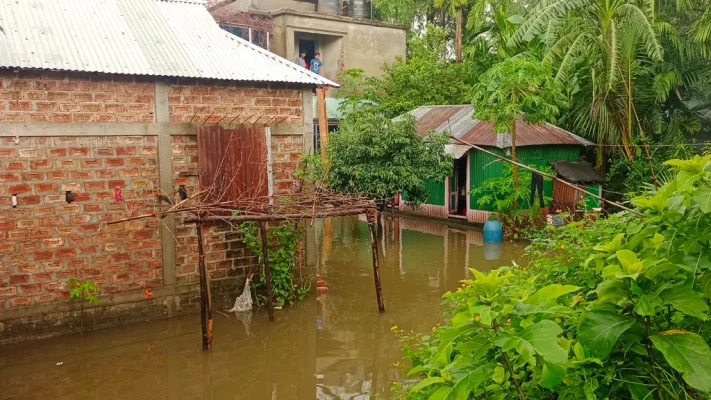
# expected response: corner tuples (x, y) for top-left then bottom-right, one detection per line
(0, 122), (195, 137)
(269, 123), (303, 136)
(286, 24), (348, 37)
(271, 8), (407, 30)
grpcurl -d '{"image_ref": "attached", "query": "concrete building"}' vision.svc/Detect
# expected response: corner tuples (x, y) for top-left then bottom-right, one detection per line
(210, 0), (407, 88)
(0, 0), (335, 343)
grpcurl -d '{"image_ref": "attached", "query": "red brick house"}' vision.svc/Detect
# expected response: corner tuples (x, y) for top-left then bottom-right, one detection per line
(0, 0), (336, 343)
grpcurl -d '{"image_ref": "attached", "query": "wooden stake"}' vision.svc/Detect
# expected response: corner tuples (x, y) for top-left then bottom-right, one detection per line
(196, 223), (212, 350)
(317, 88), (329, 162)
(367, 208), (385, 312)
(259, 221), (275, 322)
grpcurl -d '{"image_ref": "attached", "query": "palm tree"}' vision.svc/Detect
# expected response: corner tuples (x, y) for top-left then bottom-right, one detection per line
(510, 0), (662, 170)
(435, 0), (469, 61)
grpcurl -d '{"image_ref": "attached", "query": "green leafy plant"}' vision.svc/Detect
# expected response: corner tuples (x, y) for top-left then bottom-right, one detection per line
(68, 278), (99, 304)
(470, 165), (553, 238)
(239, 221), (305, 308)
(327, 106), (452, 209)
(472, 58), (567, 209)
(68, 278), (99, 335)
(395, 155), (711, 399)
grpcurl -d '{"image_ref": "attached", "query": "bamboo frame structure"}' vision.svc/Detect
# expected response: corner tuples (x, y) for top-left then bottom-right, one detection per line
(106, 186), (386, 350)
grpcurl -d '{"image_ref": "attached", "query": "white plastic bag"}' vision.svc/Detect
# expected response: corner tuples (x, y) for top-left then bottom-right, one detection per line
(228, 276), (253, 312)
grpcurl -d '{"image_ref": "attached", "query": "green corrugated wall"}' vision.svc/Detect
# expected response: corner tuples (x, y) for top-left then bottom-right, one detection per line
(468, 145), (582, 212)
(425, 180), (446, 206)
(420, 145), (587, 211)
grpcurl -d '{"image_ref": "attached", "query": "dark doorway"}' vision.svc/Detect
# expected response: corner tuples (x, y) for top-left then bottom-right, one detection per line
(299, 39), (316, 68)
(450, 157), (468, 217)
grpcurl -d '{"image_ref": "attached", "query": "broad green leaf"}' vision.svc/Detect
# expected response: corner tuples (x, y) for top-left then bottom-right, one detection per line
(515, 300), (575, 316)
(625, 376), (652, 400)
(651, 332), (711, 392)
(471, 305), (494, 327)
(407, 365), (428, 377)
(412, 377), (446, 392)
(499, 320), (567, 389)
(573, 342), (585, 361)
(452, 311), (472, 328)
(433, 325), (477, 362)
(428, 386), (452, 400)
(616, 250), (643, 276)
(457, 337), (491, 362)
(526, 284), (580, 305)
(634, 294), (662, 316)
(694, 186), (711, 213)
(667, 195), (686, 210)
(577, 311), (635, 359)
(661, 287), (709, 320)
(450, 360), (495, 398)
(594, 234), (625, 252)
(452, 379), (471, 400)
(584, 377), (598, 400)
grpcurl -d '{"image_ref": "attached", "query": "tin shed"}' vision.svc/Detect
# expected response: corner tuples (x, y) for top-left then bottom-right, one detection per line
(549, 161), (605, 212)
(397, 105), (594, 223)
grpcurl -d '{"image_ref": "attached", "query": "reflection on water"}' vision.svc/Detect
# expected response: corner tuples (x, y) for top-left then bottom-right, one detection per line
(0, 216), (526, 400)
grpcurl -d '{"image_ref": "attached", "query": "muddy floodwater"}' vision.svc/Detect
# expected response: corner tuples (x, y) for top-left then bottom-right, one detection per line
(0, 216), (526, 400)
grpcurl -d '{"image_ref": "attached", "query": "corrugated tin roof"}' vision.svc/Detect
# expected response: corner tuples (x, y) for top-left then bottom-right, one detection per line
(550, 161), (605, 183)
(0, 0), (337, 86)
(402, 105), (593, 148)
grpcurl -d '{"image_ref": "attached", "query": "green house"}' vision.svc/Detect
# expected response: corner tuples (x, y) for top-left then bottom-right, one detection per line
(397, 105), (599, 223)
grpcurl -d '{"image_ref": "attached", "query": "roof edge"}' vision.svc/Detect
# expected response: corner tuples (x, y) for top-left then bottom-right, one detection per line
(269, 8), (407, 30)
(223, 31), (340, 88)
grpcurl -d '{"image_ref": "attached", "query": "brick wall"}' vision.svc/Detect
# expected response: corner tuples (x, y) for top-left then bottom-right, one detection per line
(0, 136), (161, 309)
(167, 80), (303, 124)
(272, 134), (304, 192)
(0, 71), (309, 336)
(0, 71), (155, 123)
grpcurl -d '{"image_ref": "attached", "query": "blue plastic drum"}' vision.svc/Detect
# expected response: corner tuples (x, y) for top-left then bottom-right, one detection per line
(483, 220), (503, 243)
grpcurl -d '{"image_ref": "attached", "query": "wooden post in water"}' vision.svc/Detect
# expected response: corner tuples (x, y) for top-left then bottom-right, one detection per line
(366, 208), (385, 312)
(259, 221), (275, 322)
(196, 223), (212, 350)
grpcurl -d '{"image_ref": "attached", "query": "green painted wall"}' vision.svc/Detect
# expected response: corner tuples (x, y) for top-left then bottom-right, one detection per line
(425, 180), (446, 206)
(420, 145), (590, 211)
(403, 180), (446, 206)
(470, 145), (580, 211)
(469, 145), (581, 211)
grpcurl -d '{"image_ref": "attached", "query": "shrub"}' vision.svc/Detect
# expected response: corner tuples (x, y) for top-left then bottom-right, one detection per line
(396, 155), (711, 399)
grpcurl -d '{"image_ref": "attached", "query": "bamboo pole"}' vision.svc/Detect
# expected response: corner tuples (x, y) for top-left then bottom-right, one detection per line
(259, 221), (275, 322)
(195, 224), (212, 350)
(366, 208), (385, 312)
(183, 208), (369, 224)
(448, 135), (644, 217)
(317, 87), (329, 162)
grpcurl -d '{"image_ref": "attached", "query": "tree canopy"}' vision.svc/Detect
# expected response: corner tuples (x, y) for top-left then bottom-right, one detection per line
(326, 106), (452, 207)
(341, 0), (711, 197)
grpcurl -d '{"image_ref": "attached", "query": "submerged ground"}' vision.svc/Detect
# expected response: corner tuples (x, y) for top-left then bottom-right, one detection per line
(0, 216), (526, 400)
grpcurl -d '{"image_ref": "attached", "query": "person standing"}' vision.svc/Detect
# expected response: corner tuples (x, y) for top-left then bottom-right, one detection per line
(295, 50), (307, 69)
(310, 52), (323, 75)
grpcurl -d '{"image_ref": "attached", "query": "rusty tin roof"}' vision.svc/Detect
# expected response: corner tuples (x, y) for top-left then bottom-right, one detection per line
(404, 105), (593, 148)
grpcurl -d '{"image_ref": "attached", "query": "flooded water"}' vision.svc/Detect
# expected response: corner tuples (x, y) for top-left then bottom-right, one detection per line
(0, 216), (526, 400)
